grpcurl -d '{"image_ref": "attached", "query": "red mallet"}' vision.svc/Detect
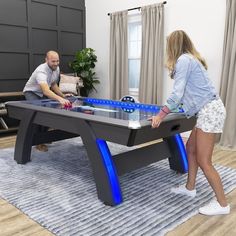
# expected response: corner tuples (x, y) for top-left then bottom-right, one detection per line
(64, 103), (72, 109)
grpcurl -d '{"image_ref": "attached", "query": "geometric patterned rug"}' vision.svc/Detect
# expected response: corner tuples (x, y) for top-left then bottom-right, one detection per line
(0, 137), (236, 236)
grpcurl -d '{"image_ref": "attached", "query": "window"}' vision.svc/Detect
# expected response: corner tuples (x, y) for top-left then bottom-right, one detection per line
(128, 13), (141, 100)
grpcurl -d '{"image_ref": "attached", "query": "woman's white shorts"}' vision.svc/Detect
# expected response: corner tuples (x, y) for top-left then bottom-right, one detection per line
(196, 98), (226, 133)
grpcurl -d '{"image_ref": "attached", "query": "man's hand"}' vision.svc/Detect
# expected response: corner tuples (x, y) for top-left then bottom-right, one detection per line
(39, 83), (72, 106)
(58, 97), (71, 106)
(148, 115), (163, 128)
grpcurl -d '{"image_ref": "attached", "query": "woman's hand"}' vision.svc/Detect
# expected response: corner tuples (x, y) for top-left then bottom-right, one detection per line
(148, 115), (163, 128)
(148, 106), (170, 128)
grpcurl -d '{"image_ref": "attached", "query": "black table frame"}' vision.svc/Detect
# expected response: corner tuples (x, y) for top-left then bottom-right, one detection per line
(6, 100), (196, 206)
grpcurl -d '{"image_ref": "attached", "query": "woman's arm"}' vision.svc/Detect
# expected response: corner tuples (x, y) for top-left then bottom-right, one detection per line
(150, 55), (192, 128)
(165, 55), (192, 111)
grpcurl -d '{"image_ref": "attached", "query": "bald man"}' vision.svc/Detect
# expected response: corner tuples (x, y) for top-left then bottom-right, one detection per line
(23, 51), (71, 151)
(23, 51), (71, 105)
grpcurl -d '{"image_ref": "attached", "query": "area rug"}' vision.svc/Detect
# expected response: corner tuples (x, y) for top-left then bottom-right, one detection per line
(0, 138), (236, 236)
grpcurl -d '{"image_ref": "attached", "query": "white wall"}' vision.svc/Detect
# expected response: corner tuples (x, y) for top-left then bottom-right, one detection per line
(85, 0), (226, 100)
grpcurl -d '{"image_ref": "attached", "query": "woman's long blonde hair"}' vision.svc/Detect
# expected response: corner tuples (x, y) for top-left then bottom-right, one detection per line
(166, 30), (207, 78)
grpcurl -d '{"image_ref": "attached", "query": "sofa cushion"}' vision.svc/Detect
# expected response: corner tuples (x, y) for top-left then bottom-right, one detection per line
(59, 74), (83, 95)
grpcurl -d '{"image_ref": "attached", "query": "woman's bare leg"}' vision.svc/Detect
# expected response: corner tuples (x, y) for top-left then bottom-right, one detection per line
(195, 128), (227, 207)
(185, 129), (198, 190)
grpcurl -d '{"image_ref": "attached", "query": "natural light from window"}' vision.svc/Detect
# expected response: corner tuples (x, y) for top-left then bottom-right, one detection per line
(128, 13), (141, 100)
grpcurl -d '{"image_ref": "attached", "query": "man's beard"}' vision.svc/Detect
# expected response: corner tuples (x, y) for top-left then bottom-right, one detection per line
(49, 65), (58, 71)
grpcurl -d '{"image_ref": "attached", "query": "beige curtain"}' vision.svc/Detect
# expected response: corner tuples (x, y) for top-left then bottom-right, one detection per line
(219, 0), (236, 149)
(139, 3), (164, 104)
(109, 11), (129, 100)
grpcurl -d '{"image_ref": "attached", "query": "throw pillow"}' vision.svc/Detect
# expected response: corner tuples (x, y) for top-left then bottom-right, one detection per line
(59, 74), (83, 95)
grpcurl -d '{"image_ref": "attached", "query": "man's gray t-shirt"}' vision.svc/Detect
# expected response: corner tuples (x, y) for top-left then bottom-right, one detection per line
(23, 63), (60, 97)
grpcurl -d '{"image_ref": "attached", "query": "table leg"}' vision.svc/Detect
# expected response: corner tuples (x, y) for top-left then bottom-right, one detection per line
(164, 134), (188, 173)
(76, 120), (123, 206)
(14, 110), (36, 164)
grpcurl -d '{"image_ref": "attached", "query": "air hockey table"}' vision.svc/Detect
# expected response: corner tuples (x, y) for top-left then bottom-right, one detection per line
(6, 97), (196, 206)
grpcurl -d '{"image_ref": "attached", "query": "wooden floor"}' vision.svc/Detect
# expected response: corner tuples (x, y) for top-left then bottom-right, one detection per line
(0, 135), (236, 236)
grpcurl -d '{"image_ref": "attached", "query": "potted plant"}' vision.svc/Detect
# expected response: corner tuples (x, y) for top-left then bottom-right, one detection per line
(69, 48), (99, 97)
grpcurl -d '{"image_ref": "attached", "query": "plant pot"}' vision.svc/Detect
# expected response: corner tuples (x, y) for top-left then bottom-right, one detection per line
(80, 87), (89, 97)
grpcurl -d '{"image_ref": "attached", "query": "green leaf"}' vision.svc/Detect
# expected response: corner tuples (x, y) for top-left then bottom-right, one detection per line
(68, 48), (99, 96)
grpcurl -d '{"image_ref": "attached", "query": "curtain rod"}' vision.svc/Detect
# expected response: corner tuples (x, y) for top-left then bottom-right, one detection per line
(107, 1), (167, 16)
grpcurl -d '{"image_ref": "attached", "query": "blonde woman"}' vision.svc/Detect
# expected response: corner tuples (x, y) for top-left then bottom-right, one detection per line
(149, 30), (230, 215)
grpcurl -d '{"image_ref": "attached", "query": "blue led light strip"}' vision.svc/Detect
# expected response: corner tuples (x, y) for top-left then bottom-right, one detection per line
(96, 139), (122, 205)
(83, 98), (160, 112)
(174, 134), (188, 173)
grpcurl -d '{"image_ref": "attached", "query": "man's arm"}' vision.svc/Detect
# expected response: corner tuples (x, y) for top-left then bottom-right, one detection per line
(39, 83), (70, 105)
(51, 82), (65, 98)
(51, 82), (74, 97)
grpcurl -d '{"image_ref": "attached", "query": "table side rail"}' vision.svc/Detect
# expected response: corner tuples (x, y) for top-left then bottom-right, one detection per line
(132, 116), (196, 145)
